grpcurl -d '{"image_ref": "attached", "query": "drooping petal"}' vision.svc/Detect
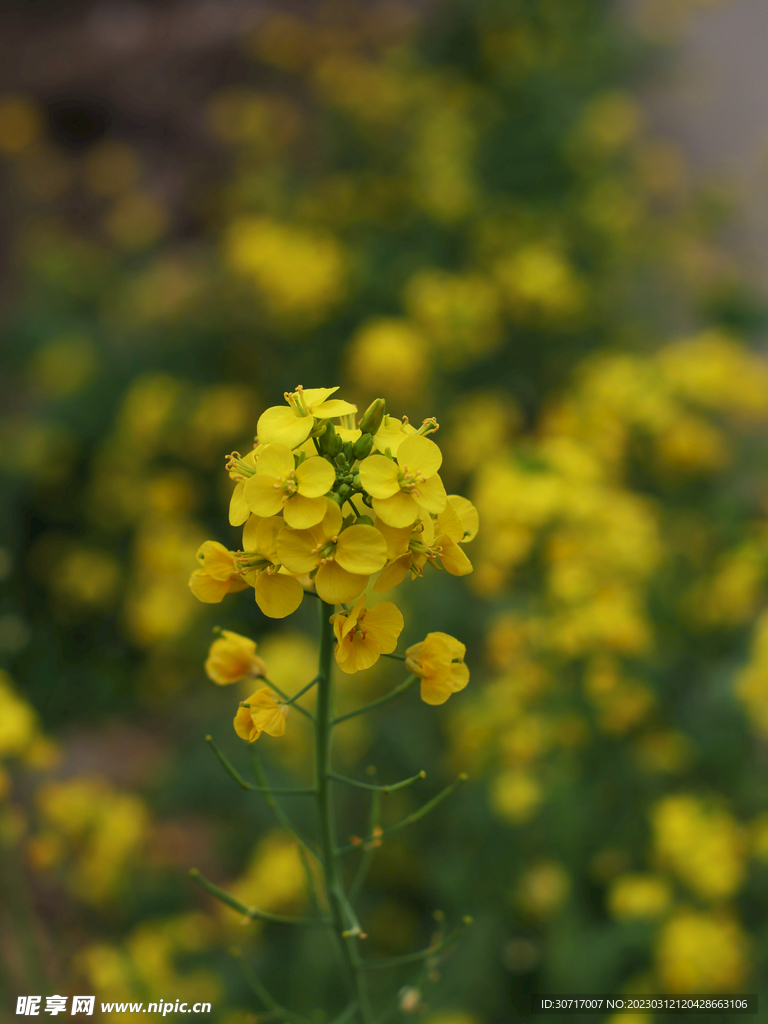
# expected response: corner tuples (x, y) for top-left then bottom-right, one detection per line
(373, 554), (411, 592)
(234, 704), (257, 741)
(449, 661), (470, 693)
(427, 631), (466, 661)
(205, 630), (259, 685)
(420, 674), (455, 706)
(254, 570), (304, 618)
(257, 405), (313, 448)
(276, 527), (318, 574)
(312, 399), (358, 419)
(242, 514), (264, 551)
(448, 495), (479, 541)
(296, 456), (335, 498)
(335, 525), (388, 575)
(437, 537), (473, 576)
(283, 493), (328, 530)
(435, 501), (465, 544)
(372, 492), (419, 529)
(335, 634), (381, 674)
(362, 602), (404, 652)
(189, 571), (232, 603)
(413, 473), (447, 515)
(315, 561), (368, 605)
(358, 455), (401, 499)
(243, 474), (285, 518)
(398, 434), (442, 477)
(195, 541), (235, 581)
(229, 482), (250, 526)
(255, 443), (294, 479)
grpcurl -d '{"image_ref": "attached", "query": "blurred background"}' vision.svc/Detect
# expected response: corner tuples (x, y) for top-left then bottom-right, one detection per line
(3, 0), (768, 1020)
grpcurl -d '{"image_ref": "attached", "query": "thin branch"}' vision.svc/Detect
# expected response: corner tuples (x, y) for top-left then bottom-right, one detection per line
(330, 770), (426, 794)
(232, 949), (317, 1024)
(249, 746), (322, 861)
(282, 675), (320, 708)
(189, 869), (327, 927)
(332, 675), (418, 725)
(258, 677), (315, 721)
(206, 736), (314, 794)
(349, 789), (381, 904)
(338, 775), (468, 855)
(380, 652), (406, 661)
(359, 924), (467, 970)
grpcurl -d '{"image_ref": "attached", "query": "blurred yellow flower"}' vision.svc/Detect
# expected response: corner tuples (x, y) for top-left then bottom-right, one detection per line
(234, 688), (289, 742)
(188, 541), (249, 604)
(490, 769), (542, 823)
(346, 319), (430, 401)
(331, 595), (404, 673)
(205, 630), (266, 686)
(607, 874), (671, 920)
(656, 908), (748, 993)
(405, 631), (469, 705)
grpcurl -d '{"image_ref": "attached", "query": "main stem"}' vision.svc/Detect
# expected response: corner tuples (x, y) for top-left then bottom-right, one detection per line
(315, 600), (372, 1024)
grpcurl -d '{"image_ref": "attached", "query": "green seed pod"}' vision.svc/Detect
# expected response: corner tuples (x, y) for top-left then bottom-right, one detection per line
(359, 398), (386, 435)
(352, 433), (374, 460)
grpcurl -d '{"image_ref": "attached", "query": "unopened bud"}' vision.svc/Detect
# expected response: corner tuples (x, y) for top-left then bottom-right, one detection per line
(359, 398), (386, 435)
(317, 421), (335, 452)
(352, 433), (374, 460)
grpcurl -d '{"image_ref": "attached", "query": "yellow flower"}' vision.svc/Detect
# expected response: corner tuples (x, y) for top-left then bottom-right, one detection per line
(359, 434), (447, 528)
(372, 415), (417, 456)
(238, 515), (305, 618)
(257, 385), (357, 449)
(242, 443), (335, 528)
(226, 449), (260, 527)
(189, 542), (249, 603)
(431, 497), (476, 576)
(233, 688), (288, 742)
(405, 632), (469, 705)
(205, 630), (266, 685)
(330, 596), (404, 673)
(277, 499), (388, 605)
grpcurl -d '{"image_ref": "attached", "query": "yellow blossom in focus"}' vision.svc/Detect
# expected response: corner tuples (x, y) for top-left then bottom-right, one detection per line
(372, 415), (418, 456)
(244, 444), (335, 528)
(234, 687), (289, 742)
(226, 448), (259, 526)
(188, 541), (249, 604)
(205, 630), (266, 685)
(331, 595), (404, 673)
(406, 631), (469, 705)
(257, 386), (357, 449)
(607, 874), (671, 920)
(277, 499), (387, 605)
(359, 434), (447, 528)
(656, 909), (748, 993)
(238, 516), (305, 619)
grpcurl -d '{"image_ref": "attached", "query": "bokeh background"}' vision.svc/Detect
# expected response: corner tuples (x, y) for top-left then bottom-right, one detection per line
(3, 0), (768, 1020)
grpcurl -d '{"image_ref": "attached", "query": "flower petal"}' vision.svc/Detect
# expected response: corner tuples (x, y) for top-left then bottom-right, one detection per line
(448, 495), (479, 541)
(234, 704), (256, 741)
(243, 475), (285, 518)
(301, 386), (339, 407)
(372, 492), (419, 529)
(450, 661), (470, 693)
(242, 514), (263, 551)
(335, 525), (388, 575)
(358, 455), (401, 499)
(313, 399), (358, 419)
(373, 554), (411, 592)
(437, 536), (473, 576)
(276, 526), (319, 574)
(254, 570), (304, 618)
(195, 541), (235, 581)
(255, 516), (284, 559)
(284, 493), (328, 529)
(296, 456), (336, 498)
(189, 571), (232, 603)
(335, 634), (380, 674)
(319, 498), (343, 538)
(362, 602), (404, 652)
(413, 472), (447, 515)
(420, 675), (455, 705)
(373, 518), (412, 559)
(315, 561), (368, 604)
(373, 416), (416, 456)
(256, 443), (294, 479)
(427, 631), (466, 661)
(229, 482), (250, 526)
(398, 434), (442, 477)
(435, 500), (464, 544)
(257, 405), (313, 448)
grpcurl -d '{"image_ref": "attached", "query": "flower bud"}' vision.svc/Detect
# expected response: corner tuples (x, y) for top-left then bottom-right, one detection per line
(359, 398), (386, 435)
(352, 433), (374, 460)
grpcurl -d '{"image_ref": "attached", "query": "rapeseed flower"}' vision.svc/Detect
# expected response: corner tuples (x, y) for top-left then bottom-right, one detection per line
(359, 434), (447, 528)
(226, 449), (259, 526)
(237, 515), (305, 618)
(205, 630), (266, 685)
(189, 542), (249, 603)
(243, 443), (335, 528)
(405, 632), (469, 704)
(277, 499), (387, 604)
(234, 687), (288, 742)
(257, 386), (357, 449)
(330, 596), (404, 673)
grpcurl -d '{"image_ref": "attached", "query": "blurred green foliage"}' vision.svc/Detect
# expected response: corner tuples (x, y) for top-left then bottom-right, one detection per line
(1, 0), (768, 1021)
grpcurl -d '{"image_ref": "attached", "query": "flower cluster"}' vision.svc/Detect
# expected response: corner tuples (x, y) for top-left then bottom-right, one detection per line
(189, 387), (478, 741)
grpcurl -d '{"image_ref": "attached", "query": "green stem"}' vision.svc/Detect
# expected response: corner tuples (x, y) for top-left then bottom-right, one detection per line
(337, 775), (467, 855)
(206, 736), (315, 794)
(349, 789), (381, 904)
(190, 869), (327, 926)
(380, 652), (406, 661)
(249, 746), (322, 861)
(359, 924), (465, 969)
(259, 678), (315, 721)
(333, 675), (418, 725)
(316, 599), (373, 1024)
(329, 770), (426, 794)
(282, 675), (320, 708)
